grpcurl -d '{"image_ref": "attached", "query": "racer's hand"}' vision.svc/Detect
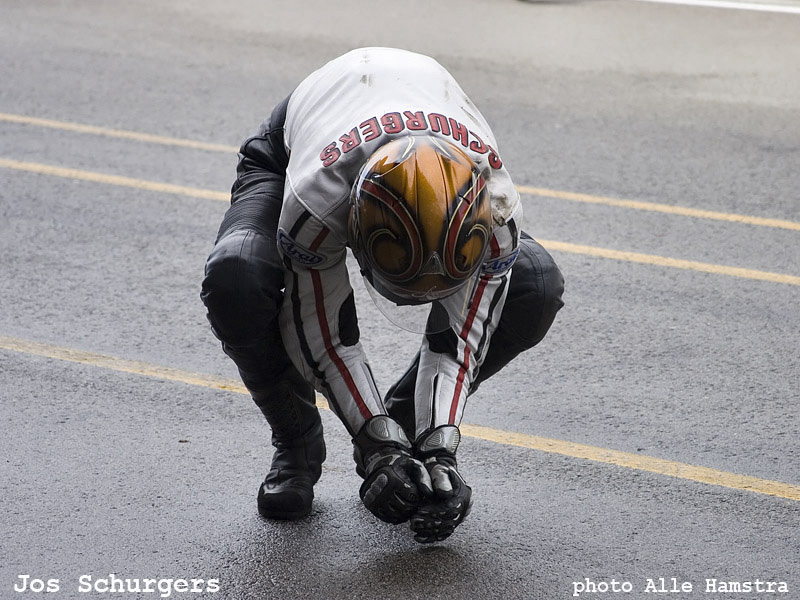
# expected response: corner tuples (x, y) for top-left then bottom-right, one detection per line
(353, 416), (433, 524)
(410, 426), (473, 543)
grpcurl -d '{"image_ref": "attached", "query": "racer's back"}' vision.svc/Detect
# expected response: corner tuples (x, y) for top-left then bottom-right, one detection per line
(282, 47), (515, 242)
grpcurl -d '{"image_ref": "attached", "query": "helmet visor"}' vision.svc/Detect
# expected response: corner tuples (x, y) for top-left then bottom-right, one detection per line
(362, 270), (478, 334)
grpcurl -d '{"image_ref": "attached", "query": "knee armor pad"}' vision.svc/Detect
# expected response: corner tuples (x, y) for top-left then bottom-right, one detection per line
(500, 233), (565, 350)
(201, 228), (284, 346)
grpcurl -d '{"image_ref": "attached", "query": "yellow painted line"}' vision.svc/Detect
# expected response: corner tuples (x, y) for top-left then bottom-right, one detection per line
(0, 335), (245, 394)
(460, 423), (800, 501)
(3, 157), (799, 286)
(0, 112), (239, 153)
(539, 239), (800, 286)
(518, 185), (800, 232)
(0, 335), (330, 411)
(2, 158), (799, 286)
(3, 110), (799, 233)
(0, 158), (229, 202)
(1, 334), (798, 502)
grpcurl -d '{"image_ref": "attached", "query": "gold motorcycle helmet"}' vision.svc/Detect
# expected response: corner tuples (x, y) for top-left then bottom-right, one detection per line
(348, 135), (493, 310)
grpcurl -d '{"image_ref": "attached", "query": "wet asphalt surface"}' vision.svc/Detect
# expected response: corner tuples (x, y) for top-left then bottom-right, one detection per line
(1, 1), (798, 599)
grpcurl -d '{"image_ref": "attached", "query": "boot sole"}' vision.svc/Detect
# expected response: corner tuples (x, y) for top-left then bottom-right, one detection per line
(257, 504), (312, 520)
(257, 485), (314, 521)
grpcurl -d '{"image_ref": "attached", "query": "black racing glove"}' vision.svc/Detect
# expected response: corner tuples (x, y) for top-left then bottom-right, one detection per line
(353, 416), (433, 524)
(410, 425), (473, 543)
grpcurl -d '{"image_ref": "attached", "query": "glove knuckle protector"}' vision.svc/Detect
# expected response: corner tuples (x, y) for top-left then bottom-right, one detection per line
(353, 416), (428, 524)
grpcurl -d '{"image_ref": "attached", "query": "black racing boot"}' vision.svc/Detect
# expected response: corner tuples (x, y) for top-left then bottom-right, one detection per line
(252, 372), (326, 520)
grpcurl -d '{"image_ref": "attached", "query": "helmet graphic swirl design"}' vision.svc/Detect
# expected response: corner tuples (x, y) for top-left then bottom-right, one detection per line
(359, 177), (424, 284)
(444, 175), (490, 280)
(349, 135), (492, 305)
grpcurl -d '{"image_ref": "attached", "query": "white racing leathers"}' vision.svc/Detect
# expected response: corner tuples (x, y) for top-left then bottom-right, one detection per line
(276, 48), (521, 439)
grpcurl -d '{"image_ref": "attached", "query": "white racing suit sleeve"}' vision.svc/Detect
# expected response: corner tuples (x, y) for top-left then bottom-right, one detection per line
(411, 205), (522, 438)
(277, 208), (386, 437)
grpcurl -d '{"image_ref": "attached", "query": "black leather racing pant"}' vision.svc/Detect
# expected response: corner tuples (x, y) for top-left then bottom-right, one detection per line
(200, 97), (321, 450)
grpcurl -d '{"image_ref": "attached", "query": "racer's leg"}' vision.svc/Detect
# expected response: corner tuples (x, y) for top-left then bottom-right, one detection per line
(200, 97), (325, 520)
(471, 232), (565, 389)
(384, 358), (419, 438)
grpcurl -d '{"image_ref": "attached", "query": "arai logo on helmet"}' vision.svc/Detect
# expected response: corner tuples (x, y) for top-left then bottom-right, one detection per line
(278, 230), (324, 266)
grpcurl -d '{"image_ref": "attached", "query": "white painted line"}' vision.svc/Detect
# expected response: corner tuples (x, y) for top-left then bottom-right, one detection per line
(630, 0), (800, 14)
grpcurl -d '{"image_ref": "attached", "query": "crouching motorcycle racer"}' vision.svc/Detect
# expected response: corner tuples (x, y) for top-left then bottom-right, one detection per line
(201, 47), (564, 543)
